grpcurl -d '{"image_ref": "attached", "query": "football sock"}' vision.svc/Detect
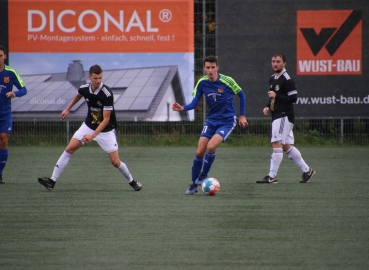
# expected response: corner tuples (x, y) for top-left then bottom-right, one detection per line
(0, 149), (9, 174)
(202, 151), (216, 175)
(269, 148), (283, 178)
(51, 151), (72, 181)
(118, 161), (134, 182)
(286, 146), (309, 172)
(191, 155), (203, 183)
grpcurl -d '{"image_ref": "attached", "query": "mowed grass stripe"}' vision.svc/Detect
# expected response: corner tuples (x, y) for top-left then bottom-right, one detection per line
(1, 237), (367, 242)
(1, 146), (368, 270)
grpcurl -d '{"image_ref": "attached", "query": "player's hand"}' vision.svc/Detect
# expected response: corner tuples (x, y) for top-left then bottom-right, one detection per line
(82, 134), (94, 144)
(5, 92), (16, 98)
(172, 102), (184, 112)
(263, 107), (269, 116)
(239, 115), (248, 128)
(61, 109), (70, 120)
(267, 91), (276, 98)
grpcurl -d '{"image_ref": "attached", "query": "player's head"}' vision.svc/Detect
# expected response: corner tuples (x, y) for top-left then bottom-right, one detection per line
(0, 45), (7, 68)
(89, 64), (103, 75)
(271, 52), (286, 73)
(203, 55), (218, 67)
(89, 65), (103, 91)
(272, 52), (286, 62)
(203, 55), (219, 82)
(0, 45), (6, 54)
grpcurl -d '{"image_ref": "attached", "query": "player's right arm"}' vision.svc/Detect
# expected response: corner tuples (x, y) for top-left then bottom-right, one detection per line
(172, 102), (184, 112)
(82, 109), (111, 143)
(61, 94), (82, 120)
(172, 81), (203, 112)
(172, 95), (201, 112)
(172, 94), (201, 112)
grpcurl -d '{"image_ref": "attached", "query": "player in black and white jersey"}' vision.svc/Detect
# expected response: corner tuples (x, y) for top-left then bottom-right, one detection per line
(38, 65), (142, 191)
(257, 53), (315, 184)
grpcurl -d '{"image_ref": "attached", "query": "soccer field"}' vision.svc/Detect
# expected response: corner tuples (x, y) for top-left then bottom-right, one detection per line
(1, 146), (368, 269)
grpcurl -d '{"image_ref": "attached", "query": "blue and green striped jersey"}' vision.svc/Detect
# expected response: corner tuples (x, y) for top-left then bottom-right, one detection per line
(0, 65), (27, 117)
(184, 74), (246, 121)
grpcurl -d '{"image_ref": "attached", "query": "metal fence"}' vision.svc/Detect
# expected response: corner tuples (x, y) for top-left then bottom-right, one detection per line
(9, 0), (369, 146)
(10, 118), (369, 146)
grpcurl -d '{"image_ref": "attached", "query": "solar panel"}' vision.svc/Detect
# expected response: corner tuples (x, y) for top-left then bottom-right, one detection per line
(129, 96), (154, 110)
(12, 65), (189, 121)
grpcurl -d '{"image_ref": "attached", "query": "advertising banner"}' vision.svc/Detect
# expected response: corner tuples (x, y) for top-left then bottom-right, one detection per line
(8, 0), (194, 121)
(217, 0), (368, 119)
(297, 10), (362, 75)
(9, 0), (193, 53)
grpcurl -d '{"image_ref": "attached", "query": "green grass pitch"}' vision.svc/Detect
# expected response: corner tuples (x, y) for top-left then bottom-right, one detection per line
(0, 146), (368, 269)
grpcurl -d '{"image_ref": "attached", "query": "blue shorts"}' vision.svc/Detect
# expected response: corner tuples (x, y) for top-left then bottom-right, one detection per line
(200, 116), (236, 142)
(0, 114), (12, 133)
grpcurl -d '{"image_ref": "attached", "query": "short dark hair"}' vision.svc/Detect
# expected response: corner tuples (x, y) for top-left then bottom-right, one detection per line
(272, 52), (286, 62)
(0, 45), (6, 54)
(203, 55), (218, 66)
(89, 65), (103, 75)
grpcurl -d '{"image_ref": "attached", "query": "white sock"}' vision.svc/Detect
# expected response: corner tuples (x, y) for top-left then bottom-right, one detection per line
(286, 146), (309, 172)
(51, 151), (72, 181)
(269, 148), (283, 178)
(118, 161), (134, 183)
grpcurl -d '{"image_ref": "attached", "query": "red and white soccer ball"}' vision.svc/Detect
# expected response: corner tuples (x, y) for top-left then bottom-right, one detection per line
(201, 177), (220, 196)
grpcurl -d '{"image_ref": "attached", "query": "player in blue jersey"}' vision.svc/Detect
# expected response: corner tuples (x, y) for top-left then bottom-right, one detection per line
(257, 53), (315, 184)
(0, 45), (27, 184)
(172, 55), (248, 194)
(38, 65), (142, 191)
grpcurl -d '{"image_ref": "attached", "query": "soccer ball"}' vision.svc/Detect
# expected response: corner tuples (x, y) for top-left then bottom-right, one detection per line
(201, 177), (220, 196)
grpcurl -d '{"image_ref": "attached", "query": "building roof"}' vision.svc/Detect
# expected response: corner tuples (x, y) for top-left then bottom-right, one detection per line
(12, 62), (190, 121)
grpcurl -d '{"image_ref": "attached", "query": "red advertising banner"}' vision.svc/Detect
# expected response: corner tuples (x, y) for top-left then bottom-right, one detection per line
(297, 10), (362, 75)
(9, 0), (193, 53)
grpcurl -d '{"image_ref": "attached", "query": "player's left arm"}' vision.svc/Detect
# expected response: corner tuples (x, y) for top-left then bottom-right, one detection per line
(237, 90), (248, 127)
(6, 72), (27, 98)
(276, 79), (297, 104)
(222, 75), (248, 127)
(12, 87), (27, 98)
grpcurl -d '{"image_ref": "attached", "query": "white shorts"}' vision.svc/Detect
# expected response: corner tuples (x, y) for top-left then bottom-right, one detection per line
(73, 122), (118, 153)
(271, 116), (294, 145)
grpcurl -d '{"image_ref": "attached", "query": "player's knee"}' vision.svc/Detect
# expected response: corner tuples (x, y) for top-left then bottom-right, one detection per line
(207, 145), (217, 153)
(111, 159), (121, 168)
(195, 146), (206, 157)
(195, 150), (206, 157)
(65, 146), (78, 154)
(206, 141), (219, 153)
(0, 142), (8, 150)
(65, 149), (74, 154)
(283, 144), (292, 152)
(65, 140), (82, 154)
(0, 136), (9, 149)
(272, 141), (282, 149)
